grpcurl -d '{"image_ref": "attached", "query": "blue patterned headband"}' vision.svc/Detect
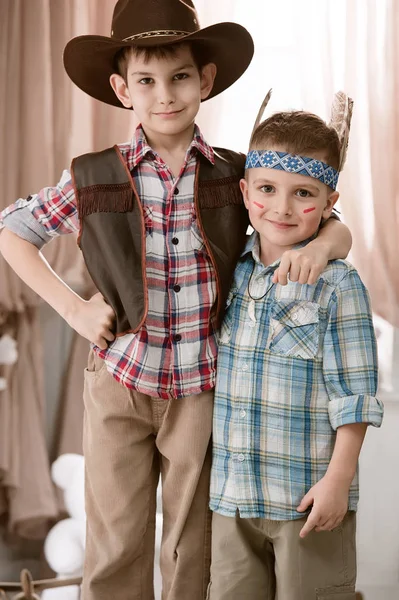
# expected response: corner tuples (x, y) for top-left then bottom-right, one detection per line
(245, 150), (339, 191)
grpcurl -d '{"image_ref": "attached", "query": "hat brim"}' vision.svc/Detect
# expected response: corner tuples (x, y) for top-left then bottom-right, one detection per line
(63, 22), (254, 108)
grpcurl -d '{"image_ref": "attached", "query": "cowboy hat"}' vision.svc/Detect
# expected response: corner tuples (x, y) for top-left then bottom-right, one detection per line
(63, 0), (254, 108)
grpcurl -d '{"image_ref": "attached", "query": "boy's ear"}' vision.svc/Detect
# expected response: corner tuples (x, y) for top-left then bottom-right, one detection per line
(109, 73), (133, 109)
(200, 63), (217, 101)
(322, 190), (339, 219)
(240, 177), (250, 209)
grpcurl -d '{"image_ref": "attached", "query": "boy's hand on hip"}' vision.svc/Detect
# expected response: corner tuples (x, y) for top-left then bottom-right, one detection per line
(296, 474), (349, 538)
(65, 292), (116, 349)
(272, 245), (328, 286)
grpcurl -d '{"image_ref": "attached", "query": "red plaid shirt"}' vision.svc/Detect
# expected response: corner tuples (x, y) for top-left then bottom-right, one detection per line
(0, 125), (219, 399)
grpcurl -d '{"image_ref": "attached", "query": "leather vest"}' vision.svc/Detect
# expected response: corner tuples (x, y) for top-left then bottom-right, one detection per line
(71, 146), (249, 335)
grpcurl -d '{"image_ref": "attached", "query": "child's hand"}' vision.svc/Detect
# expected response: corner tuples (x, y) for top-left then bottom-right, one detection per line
(272, 245), (329, 286)
(66, 292), (116, 349)
(296, 475), (349, 538)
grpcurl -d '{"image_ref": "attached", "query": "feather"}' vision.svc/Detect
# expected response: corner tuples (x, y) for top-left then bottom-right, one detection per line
(329, 91), (354, 171)
(250, 88), (273, 144)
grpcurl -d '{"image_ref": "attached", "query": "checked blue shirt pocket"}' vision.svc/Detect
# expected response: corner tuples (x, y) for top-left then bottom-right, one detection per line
(267, 300), (320, 359)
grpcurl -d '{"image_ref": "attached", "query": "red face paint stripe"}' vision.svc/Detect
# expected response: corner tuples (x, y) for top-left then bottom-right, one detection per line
(303, 207), (316, 214)
(254, 201), (264, 209)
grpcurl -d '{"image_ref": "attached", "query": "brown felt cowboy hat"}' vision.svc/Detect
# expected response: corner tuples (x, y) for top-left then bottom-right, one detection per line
(63, 0), (254, 109)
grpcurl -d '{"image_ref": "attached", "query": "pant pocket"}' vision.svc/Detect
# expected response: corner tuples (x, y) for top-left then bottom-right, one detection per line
(316, 586), (356, 599)
(86, 348), (106, 375)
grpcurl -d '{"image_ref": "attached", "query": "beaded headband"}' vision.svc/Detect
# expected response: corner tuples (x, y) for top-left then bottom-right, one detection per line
(246, 89), (354, 190)
(245, 150), (339, 190)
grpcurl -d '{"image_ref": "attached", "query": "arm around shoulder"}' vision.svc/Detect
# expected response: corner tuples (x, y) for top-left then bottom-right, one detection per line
(313, 215), (352, 261)
(272, 215), (352, 286)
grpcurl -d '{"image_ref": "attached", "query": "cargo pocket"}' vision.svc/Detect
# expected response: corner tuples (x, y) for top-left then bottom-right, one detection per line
(267, 300), (320, 359)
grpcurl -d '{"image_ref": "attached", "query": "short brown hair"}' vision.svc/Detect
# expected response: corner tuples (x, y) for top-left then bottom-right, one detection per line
(114, 41), (212, 83)
(250, 111), (340, 170)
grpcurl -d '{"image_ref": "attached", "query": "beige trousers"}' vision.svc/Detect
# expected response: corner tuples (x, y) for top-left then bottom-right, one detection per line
(208, 511), (357, 600)
(82, 351), (213, 600)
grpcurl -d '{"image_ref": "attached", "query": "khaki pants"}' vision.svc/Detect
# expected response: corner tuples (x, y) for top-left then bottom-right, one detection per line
(82, 351), (213, 600)
(208, 511), (357, 600)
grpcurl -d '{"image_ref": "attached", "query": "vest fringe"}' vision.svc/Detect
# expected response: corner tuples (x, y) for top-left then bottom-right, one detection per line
(198, 177), (243, 209)
(78, 185), (134, 216)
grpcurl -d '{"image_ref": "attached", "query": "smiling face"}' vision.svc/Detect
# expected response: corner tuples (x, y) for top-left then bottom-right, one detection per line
(109, 44), (216, 145)
(241, 150), (339, 264)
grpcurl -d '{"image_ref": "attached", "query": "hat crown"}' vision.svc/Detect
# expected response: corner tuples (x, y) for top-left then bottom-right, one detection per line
(111, 0), (200, 41)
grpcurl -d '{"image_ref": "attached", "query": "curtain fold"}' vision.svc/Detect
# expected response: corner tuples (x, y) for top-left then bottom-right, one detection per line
(0, 0), (133, 540)
(337, 0), (399, 326)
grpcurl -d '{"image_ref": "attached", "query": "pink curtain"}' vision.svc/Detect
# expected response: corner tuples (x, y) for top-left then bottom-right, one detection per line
(0, 0), (134, 539)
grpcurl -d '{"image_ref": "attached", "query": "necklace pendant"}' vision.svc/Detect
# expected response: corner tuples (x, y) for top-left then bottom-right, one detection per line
(248, 299), (257, 323)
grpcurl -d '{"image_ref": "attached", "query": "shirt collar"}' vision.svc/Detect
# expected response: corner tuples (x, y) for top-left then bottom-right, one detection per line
(240, 230), (317, 269)
(190, 125), (215, 164)
(128, 124), (215, 169)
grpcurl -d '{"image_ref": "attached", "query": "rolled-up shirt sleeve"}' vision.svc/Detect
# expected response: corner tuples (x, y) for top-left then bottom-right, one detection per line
(0, 169), (79, 249)
(323, 268), (384, 430)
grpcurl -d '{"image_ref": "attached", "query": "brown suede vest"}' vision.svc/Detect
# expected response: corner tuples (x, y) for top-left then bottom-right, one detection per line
(71, 146), (249, 336)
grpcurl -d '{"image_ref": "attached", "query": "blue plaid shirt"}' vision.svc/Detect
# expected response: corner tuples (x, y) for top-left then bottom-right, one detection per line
(210, 232), (384, 521)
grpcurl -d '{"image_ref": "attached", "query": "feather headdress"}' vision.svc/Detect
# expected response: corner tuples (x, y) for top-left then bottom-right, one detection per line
(249, 88), (273, 144)
(249, 89), (354, 174)
(329, 91), (354, 171)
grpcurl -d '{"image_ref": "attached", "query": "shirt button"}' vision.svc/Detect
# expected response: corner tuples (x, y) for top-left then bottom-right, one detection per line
(237, 454), (245, 462)
(249, 322), (255, 328)
(292, 312), (299, 322)
(172, 237), (179, 245)
(242, 363), (248, 371)
(174, 334), (182, 342)
(173, 285), (181, 293)
(240, 410), (247, 418)
(174, 187), (179, 195)
(258, 277), (265, 285)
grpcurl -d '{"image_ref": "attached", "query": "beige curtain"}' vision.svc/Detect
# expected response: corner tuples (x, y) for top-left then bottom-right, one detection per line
(0, 0), (134, 539)
(339, 0), (399, 327)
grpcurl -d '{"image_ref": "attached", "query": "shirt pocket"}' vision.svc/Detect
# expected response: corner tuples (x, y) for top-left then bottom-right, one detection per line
(267, 300), (320, 359)
(190, 212), (205, 252)
(143, 205), (153, 254)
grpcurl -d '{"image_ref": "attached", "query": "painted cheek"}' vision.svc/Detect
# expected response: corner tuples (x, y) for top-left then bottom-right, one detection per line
(303, 206), (316, 214)
(253, 201), (265, 209)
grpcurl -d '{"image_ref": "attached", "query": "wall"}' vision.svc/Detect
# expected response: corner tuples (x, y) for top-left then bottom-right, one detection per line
(357, 394), (399, 599)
